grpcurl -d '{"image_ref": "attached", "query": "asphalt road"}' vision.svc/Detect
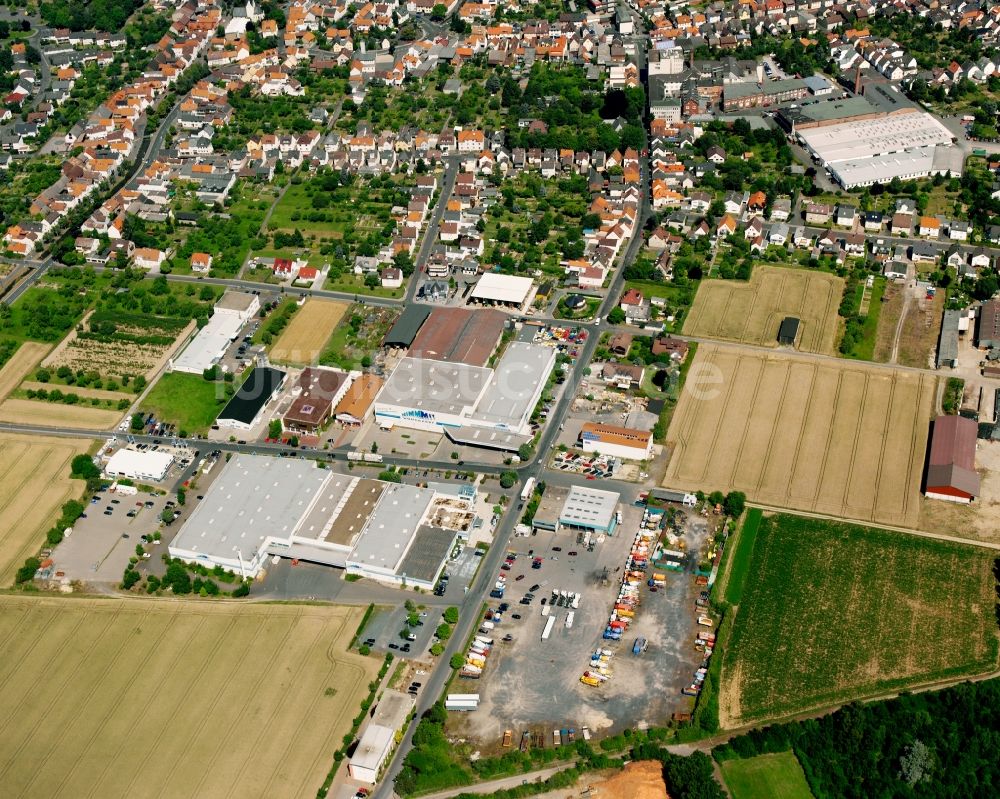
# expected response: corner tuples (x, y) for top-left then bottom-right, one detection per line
(373, 154), (652, 799)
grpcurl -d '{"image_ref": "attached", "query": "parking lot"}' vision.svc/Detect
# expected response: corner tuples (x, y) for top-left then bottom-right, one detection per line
(53, 487), (172, 584)
(449, 498), (711, 746)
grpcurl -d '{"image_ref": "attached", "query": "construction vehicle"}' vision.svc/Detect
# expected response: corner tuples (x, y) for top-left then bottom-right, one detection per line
(580, 674), (601, 687)
(502, 730), (513, 748)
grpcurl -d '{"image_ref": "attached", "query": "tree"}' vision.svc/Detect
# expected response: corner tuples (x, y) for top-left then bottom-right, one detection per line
(443, 606), (459, 624)
(268, 418), (282, 440)
(723, 491), (746, 518)
(430, 3), (447, 20)
(130, 412), (144, 432)
(499, 470), (517, 489)
(899, 740), (934, 787)
(607, 306), (626, 325)
(449, 653), (465, 669)
(364, 271), (380, 289)
(70, 454), (100, 480)
(160, 508), (175, 524)
(435, 623), (451, 640)
(176, 488), (186, 507)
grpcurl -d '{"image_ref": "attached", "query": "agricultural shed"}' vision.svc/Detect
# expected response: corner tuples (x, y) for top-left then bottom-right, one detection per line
(925, 414), (980, 503)
(778, 317), (800, 346)
(383, 305), (430, 349)
(976, 300), (1000, 349)
(937, 309), (960, 369)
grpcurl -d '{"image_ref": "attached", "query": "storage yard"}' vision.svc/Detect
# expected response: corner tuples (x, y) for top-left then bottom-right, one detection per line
(718, 513), (999, 728)
(682, 267), (843, 355)
(269, 298), (349, 365)
(0, 596), (376, 799)
(451, 496), (712, 743)
(663, 344), (936, 528)
(0, 433), (92, 585)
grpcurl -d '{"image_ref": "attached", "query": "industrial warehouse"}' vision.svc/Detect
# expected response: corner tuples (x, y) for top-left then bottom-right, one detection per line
(168, 454), (474, 585)
(374, 341), (556, 439)
(783, 93), (960, 189)
(170, 291), (260, 374)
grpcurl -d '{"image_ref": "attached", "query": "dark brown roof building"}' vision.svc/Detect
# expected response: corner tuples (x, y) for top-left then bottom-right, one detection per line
(924, 414), (980, 503)
(408, 308), (506, 367)
(976, 300), (1000, 349)
(283, 367), (350, 431)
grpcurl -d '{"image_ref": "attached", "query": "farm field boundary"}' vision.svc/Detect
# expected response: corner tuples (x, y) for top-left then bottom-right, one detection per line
(0, 596), (377, 799)
(0, 433), (91, 585)
(683, 267), (843, 355)
(717, 512), (999, 729)
(0, 398), (122, 430)
(0, 342), (51, 401)
(663, 343), (935, 528)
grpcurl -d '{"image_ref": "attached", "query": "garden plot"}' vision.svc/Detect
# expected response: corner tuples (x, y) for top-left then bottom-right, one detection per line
(41, 311), (196, 383)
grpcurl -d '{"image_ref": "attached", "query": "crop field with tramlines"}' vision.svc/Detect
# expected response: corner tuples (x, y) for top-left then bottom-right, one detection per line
(718, 513), (999, 728)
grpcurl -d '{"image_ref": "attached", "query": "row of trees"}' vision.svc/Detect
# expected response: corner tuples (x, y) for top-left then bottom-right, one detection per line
(714, 678), (1000, 798)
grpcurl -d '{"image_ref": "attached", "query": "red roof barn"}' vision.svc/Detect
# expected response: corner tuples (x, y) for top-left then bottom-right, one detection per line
(924, 415), (980, 503)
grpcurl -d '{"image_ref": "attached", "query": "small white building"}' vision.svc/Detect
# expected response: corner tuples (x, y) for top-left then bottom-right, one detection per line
(104, 448), (174, 482)
(348, 691), (415, 783)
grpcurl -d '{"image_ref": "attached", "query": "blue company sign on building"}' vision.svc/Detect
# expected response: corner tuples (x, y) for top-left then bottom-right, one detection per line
(402, 409), (436, 422)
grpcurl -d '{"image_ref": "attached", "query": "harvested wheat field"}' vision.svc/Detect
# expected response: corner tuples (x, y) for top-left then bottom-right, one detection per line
(270, 299), (349, 365)
(0, 596), (377, 799)
(0, 433), (91, 585)
(663, 343), (936, 528)
(0, 342), (51, 401)
(0, 398), (121, 429)
(683, 266), (843, 354)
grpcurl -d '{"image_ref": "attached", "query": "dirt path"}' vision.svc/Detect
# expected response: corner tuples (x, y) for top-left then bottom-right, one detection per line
(889, 288), (911, 364)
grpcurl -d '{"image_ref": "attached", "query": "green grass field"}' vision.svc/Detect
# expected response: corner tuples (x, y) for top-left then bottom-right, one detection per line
(719, 513), (999, 727)
(722, 508), (762, 605)
(141, 372), (226, 434)
(720, 751), (814, 799)
(843, 277), (886, 361)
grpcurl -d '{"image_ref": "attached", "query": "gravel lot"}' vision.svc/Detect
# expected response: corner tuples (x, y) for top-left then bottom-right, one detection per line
(450, 502), (711, 746)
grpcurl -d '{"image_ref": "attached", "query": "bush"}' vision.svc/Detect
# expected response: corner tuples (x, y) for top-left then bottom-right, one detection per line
(499, 470), (518, 489)
(16, 557), (40, 584)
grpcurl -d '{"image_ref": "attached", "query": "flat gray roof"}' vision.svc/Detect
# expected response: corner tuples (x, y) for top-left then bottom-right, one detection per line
(397, 525), (456, 583)
(559, 485), (620, 530)
(532, 486), (568, 530)
(349, 482), (434, 572)
(378, 358), (490, 416)
(171, 454), (328, 563)
(474, 342), (555, 428)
